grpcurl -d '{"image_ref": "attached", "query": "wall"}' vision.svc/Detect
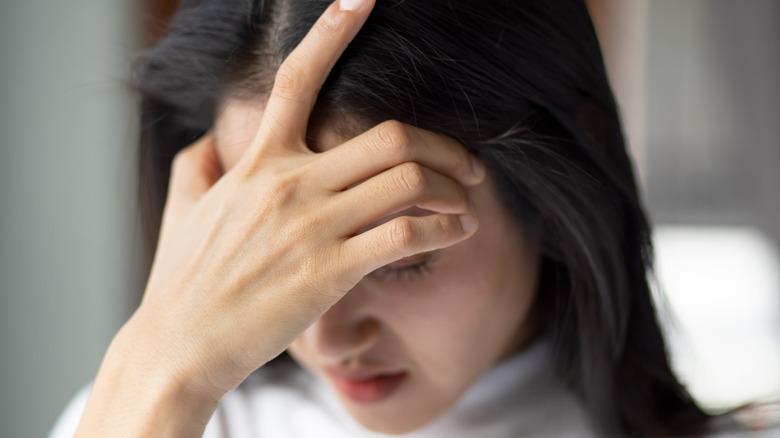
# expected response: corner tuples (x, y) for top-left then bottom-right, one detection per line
(0, 1), (137, 437)
(640, 0), (780, 410)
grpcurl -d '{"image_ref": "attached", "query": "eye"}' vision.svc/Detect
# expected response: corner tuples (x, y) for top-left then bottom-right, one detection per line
(375, 261), (432, 283)
(370, 253), (435, 283)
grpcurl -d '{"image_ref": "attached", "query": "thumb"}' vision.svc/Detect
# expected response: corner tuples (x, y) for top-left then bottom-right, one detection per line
(167, 134), (222, 201)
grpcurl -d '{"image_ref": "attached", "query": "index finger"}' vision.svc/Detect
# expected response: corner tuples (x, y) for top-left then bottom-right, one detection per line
(253, 0), (375, 151)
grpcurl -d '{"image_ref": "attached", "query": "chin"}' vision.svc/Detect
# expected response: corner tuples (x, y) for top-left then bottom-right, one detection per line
(341, 394), (450, 435)
(350, 410), (434, 435)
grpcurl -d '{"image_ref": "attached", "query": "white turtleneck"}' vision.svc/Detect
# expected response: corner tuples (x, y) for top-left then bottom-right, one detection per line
(201, 340), (596, 438)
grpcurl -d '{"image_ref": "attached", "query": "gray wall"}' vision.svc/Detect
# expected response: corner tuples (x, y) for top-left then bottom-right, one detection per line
(0, 1), (137, 437)
(642, 0), (780, 410)
(644, 0), (780, 241)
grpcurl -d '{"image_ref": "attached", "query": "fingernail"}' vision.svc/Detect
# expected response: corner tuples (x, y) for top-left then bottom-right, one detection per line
(459, 215), (478, 233)
(471, 155), (485, 179)
(339, 0), (364, 11)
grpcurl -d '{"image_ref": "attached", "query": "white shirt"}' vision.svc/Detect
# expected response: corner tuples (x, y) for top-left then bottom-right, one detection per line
(50, 340), (598, 437)
(50, 340), (776, 437)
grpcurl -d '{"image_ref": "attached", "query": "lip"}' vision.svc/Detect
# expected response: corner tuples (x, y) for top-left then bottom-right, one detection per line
(326, 368), (408, 404)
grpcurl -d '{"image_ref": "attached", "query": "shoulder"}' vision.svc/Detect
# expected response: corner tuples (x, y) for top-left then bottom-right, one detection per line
(46, 363), (320, 438)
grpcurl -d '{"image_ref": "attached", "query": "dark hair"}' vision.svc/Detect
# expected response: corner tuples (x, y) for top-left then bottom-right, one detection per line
(136, 0), (713, 435)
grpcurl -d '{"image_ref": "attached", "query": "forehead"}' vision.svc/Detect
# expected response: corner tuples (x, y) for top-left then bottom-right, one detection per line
(214, 98), (367, 169)
(213, 98), (263, 169)
(213, 97), (431, 226)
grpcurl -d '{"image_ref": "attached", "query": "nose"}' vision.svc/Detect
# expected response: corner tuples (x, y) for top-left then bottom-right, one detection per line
(305, 283), (382, 364)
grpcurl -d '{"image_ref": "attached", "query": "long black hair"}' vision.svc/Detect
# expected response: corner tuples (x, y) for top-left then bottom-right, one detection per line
(136, 0), (713, 435)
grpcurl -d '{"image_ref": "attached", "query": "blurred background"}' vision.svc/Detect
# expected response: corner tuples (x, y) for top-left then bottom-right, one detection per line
(1, 0), (778, 436)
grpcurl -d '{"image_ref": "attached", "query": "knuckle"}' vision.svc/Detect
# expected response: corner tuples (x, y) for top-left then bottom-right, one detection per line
(375, 120), (412, 155)
(264, 170), (300, 206)
(273, 62), (307, 100)
(295, 250), (332, 297)
(263, 165), (288, 185)
(386, 218), (416, 255)
(395, 162), (427, 194)
(434, 215), (453, 237)
(455, 145), (473, 174)
(316, 13), (347, 39)
(170, 147), (195, 174)
(232, 159), (259, 181)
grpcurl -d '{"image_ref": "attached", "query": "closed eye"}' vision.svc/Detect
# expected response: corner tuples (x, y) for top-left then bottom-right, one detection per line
(369, 251), (437, 283)
(372, 261), (432, 283)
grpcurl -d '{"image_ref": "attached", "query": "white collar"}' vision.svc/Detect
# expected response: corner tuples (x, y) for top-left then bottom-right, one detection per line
(304, 339), (594, 438)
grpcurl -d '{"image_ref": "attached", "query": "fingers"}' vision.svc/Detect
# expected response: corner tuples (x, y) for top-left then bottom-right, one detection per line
(340, 213), (478, 276)
(251, 0), (375, 154)
(316, 121), (485, 191)
(168, 134), (222, 202)
(333, 162), (471, 234)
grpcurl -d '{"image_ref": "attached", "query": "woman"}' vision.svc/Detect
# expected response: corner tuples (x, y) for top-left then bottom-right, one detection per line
(50, 0), (754, 436)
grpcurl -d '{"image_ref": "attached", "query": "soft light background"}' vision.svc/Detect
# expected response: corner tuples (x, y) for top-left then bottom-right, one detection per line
(589, 0), (780, 415)
(1, 1), (778, 437)
(0, 1), (139, 438)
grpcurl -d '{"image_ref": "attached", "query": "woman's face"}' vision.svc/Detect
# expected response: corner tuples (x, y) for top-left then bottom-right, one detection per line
(214, 99), (541, 434)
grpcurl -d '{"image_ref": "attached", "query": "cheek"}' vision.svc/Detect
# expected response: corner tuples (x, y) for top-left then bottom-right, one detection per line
(407, 220), (539, 371)
(287, 338), (312, 370)
(392, 244), (531, 364)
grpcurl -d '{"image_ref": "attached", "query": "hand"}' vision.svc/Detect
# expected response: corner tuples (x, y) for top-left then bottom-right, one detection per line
(76, 0), (483, 435)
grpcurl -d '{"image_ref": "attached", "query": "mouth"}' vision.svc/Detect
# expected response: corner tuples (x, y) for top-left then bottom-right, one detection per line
(326, 369), (408, 404)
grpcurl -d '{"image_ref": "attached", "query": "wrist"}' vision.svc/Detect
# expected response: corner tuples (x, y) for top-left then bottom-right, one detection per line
(74, 320), (222, 437)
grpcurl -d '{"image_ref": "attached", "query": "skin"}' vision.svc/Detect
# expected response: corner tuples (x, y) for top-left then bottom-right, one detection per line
(72, 1), (538, 436)
(215, 100), (542, 434)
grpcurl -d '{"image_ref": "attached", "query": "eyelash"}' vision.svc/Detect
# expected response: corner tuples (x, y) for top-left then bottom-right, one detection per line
(373, 261), (432, 283)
